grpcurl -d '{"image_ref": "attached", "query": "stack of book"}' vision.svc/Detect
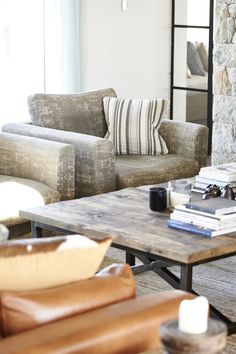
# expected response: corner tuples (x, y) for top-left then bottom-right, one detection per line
(193, 162), (236, 194)
(167, 197), (236, 237)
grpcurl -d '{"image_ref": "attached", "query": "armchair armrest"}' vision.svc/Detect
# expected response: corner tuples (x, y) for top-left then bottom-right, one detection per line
(159, 120), (209, 169)
(0, 290), (194, 354)
(2, 123), (116, 198)
(0, 132), (75, 200)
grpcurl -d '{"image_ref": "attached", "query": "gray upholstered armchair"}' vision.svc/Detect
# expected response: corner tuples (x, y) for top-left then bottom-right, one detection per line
(0, 132), (75, 238)
(2, 88), (209, 198)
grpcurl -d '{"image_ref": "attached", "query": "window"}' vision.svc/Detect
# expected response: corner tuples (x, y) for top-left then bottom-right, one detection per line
(0, 0), (44, 125)
(170, 0), (214, 153)
(0, 0), (80, 126)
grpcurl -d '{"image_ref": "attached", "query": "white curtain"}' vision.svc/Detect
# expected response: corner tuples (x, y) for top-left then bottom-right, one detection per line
(0, 0), (80, 126)
(44, 0), (81, 93)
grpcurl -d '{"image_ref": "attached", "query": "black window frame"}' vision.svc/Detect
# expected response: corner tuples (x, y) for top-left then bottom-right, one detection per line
(170, 0), (214, 153)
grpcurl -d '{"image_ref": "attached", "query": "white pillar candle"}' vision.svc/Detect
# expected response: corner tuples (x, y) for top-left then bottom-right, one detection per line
(170, 191), (191, 208)
(178, 296), (209, 334)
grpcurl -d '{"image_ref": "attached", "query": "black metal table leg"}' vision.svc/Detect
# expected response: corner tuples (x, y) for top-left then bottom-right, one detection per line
(27, 221), (236, 336)
(31, 221), (42, 238)
(126, 252), (135, 266)
(228, 323), (236, 336)
(180, 264), (193, 292)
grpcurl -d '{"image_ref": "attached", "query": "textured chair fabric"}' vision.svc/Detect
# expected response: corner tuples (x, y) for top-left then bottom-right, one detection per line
(0, 133), (75, 201)
(0, 132), (75, 237)
(159, 120), (209, 171)
(28, 88), (116, 137)
(2, 88), (209, 198)
(2, 124), (116, 198)
(115, 154), (199, 189)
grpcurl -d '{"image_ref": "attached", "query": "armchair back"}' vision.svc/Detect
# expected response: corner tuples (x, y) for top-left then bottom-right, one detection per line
(28, 88), (117, 138)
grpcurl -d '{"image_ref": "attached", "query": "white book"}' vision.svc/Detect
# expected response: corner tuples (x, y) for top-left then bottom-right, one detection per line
(185, 198), (236, 215)
(195, 176), (236, 188)
(194, 182), (210, 189)
(170, 211), (236, 230)
(191, 187), (206, 194)
(168, 219), (236, 237)
(199, 163), (236, 182)
(172, 209), (236, 226)
(174, 204), (236, 220)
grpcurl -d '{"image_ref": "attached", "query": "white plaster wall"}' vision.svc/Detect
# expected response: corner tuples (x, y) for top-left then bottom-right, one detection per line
(80, 0), (171, 100)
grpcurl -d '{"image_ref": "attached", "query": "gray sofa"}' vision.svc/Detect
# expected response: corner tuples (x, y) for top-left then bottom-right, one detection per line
(2, 88), (209, 198)
(0, 132), (75, 238)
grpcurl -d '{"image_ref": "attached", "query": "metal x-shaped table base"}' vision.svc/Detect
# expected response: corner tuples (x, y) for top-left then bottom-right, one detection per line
(30, 221), (236, 336)
(124, 250), (236, 336)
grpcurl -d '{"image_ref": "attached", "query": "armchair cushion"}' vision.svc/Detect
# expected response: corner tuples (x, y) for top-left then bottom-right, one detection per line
(0, 175), (60, 227)
(116, 154), (199, 189)
(0, 264), (135, 337)
(103, 97), (168, 155)
(28, 88), (116, 138)
(0, 236), (111, 292)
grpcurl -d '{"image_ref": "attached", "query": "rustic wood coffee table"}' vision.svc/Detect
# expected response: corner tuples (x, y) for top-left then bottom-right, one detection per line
(20, 185), (236, 335)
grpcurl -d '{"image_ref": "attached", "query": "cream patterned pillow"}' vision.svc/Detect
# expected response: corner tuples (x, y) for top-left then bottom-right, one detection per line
(103, 97), (168, 155)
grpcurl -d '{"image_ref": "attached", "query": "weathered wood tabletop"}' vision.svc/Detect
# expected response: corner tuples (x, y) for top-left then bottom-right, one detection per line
(20, 185), (236, 265)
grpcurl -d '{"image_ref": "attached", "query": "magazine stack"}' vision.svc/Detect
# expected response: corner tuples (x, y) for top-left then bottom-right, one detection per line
(193, 162), (236, 194)
(167, 197), (236, 237)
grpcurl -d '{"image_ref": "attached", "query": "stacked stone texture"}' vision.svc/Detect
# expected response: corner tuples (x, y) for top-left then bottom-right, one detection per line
(213, 0), (236, 164)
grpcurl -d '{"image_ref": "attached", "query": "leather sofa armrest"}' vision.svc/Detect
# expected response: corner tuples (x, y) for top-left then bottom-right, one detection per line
(0, 263), (135, 336)
(159, 119), (209, 169)
(0, 290), (194, 354)
(2, 123), (116, 198)
(0, 132), (75, 200)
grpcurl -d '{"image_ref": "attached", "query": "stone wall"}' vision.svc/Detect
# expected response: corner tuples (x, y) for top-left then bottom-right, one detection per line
(213, 0), (236, 164)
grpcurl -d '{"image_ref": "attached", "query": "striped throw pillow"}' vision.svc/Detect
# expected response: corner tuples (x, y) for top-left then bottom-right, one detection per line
(103, 97), (168, 155)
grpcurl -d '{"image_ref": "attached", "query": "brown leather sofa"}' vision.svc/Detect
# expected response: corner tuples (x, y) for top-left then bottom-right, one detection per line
(0, 265), (193, 354)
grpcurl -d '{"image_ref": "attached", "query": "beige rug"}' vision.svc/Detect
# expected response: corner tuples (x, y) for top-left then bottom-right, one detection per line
(103, 247), (236, 354)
